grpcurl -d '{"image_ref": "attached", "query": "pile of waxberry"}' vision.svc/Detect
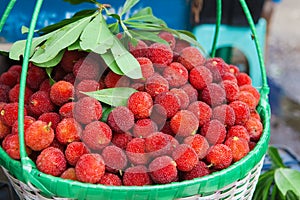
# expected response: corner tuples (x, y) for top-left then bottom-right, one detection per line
(0, 31), (263, 186)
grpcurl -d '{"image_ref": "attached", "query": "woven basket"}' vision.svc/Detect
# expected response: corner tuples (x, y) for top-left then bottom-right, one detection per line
(0, 0), (271, 199)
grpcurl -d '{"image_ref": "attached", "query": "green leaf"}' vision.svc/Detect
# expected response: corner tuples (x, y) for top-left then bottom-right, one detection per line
(126, 7), (166, 26)
(38, 9), (96, 34)
(9, 30), (58, 60)
(63, 0), (95, 5)
(0, 50), (9, 57)
(82, 87), (137, 107)
(32, 49), (65, 67)
(253, 170), (275, 200)
(268, 146), (286, 169)
(129, 30), (168, 45)
(100, 50), (123, 75)
(275, 168), (300, 197)
(120, 0), (140, 16)
(108, 22), (120, 35)
(286, 190), (300, 200)
(68, 40), (83, 51)
(110, 38), (143, 79)
(30, 15), (93, 64)
(45, 68), (55, 85)
(177, 30), (197, 41)
(21, 26), (29, 34)
(80, 13), (114, 54)
(100, 105), (114, 122)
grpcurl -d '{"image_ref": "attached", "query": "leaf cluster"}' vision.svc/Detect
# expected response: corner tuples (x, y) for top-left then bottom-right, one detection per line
(253, 146), (300, 200)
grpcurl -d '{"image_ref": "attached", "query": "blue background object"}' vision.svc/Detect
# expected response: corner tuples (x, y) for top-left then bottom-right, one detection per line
(0, 0), (190, 43)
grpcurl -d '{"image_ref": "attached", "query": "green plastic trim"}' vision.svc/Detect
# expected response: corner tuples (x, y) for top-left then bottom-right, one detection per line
(0, 0), (16, 33)
(210, 0), (222, 58)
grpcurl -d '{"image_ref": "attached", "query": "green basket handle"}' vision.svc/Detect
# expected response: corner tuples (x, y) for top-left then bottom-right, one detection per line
(0, 0), (16, 33)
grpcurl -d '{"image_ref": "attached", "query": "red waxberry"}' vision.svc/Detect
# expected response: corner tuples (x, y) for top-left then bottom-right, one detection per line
(170, 88), (190, 109)
(147, 43), (173, 67)
(123, 165), (152, 186)
(239, 84), (260, 105)
(222, 72), (237, 83)
(237, 91), (258, 110)
(74, 96), (102, 124)
(25, 120), (54, 151)
(145, 132), (173, 157)
(102, 145), (128, 172)
(65, 141), (90, 166)
(148, 156), (178, 184)
(180, 83), (198, 103)
(104, 71), (130, 88)
(56, 118), (82, 145)
(26, 64), (47, 90)
(60, 168), (77, 181)
(136, 57), (155, 82)
(227, 125), (250, 142)
(177, 46), (205, 70)
(201, 119), (226, 145)
(59, 102), (75, 118)
(75, 153), (105, 183)
(212, 104), (236, 127)
(163, 62), (188, 87)
(38, 112), (61, 130)
(201, 83), (226, 107)
(187, 101), (212, 127)
(63, 73), (76, 85)
(173, 38), (190, 53)
(132, 118), (158, 138)
(0, 120), (10, 139)
(229, 64), (240, 76)
(154, 91), (180, 119)
(229, 100), (251, 125)
(249, 141), (257, 150)
(221, 80), (240, 102)
(206, 144), (233, 170)
(172, 144), (198, 172)
(107, 106), (134, 133)
(236, 72), (252, 86)
(225, 136), (250, 162)
(8, 65), (22, 74)
(0, 71), (19, 88)
(81, 121), (112, 150)
(129, 40), (148, 58)
(28, 91), (55, 117)
(39, 79), (51, 92)
(158, 31), (176, 50)
(2, 134), (31, 160)
(1, 103), (27, 126)
(189, 66), (213, 90)
(11, 116), (35, 135)
(52, 66), (67, 82)
(0, 84), (10, 103)
(205, 57), (229, 82)
(73, 57), (102, 81)
(181, 161), (210, 180)
(75, 79), (100, 99)
(244, 117), (263, 142)
(250, 110), (261, 121)
(126, 138), (149, 165)
(160, 121), (175, 136)
(9, 84), (33, 104)
(60, 50), (86, 73)
(36, 147), (67, 176)
(145, 74), (169, 98)
(170, 110), (199, 137)
(111, 132), (133, 150)
(184, 134), (209, 159)
(50, 80), (74, 106)
(127, 91), (153, 119)
(99, 173), (122, 186)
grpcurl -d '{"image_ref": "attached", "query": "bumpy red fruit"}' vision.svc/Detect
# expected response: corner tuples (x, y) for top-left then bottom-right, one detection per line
(206, 144), (233, 170)
(132, 118), (158, 138)
(172, 144), (198, 171)
(74, 97), (102, 124)
(38, 112), (61, 130)
(177, 46), (205, 70)
(154, 91), (180, 118)
(147, 43), (173, 67)
(26, 64), (47, 90)
(0, 84), (10, 103)
(56, 118), (82, 144)
(104, 71), (130, 88)
(158, 31), (176, 50)
(187, 101), (212, 127)
(0, 120), (10, 139)
(2, 134), (31, 160)
(244, 117), (263, 142)
(102, 145), (128, 172)
(1, 103), (27, 126)
(145, 74), (169, 98)
(111, 132), (132, 150)
(237, 91), (258, 110)
(129, 40), (148, 58)
(136, 57), (155, 82)
(0, 71), (18, 88)
(81, 121), (112, 150)
(36, 147), (67, 176)
(170, 110), (199, 137)
(221, 80), (240, 102)
(50, 80), (74, 106)
(229, 100), (250, 125)
(163, 62), (188, 87)
(60, 168), (77, 180)
(65, 142), (90, 166)
(11, 116), (35, 135)
(25, 120), (54, 151)
(99, 173), (122, 186)
(205, 57), (229, 82)
(60, 50), (86, 73)
(201, 83), (226, 107)
(181, 161), (210, 180)
(126, 138), (149, 165)
(9, 84), (33, 104)
(170, 88), (190, 109)
(123, 165), (152, 186)
(59, 102), (75, 118)
(184, 134), (209, 159)
(180, 83), (198, 103)
(107, 106), (134, 133)
(75, 79), (100, 99)
(149, 156), (177, 184)
(145, 132), (172, 157)
(236, 72), (252, 86)
(73, 57), (102, 81)
(127, 91), (153, 119)
(212, 104), (236, 127)
(75, 153), (105, 183)
(28, 91), (55, 117)
(227, 125), (250, 142)
(189, 66), (213, 90)
(239, 84), (260, 105)
(225, 136), (250, 162)
(201, 119), (226, 145)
